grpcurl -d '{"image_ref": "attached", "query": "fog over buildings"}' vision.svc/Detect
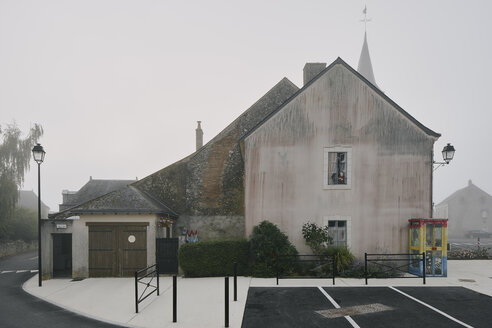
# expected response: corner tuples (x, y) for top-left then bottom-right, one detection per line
(1, 1), (491, 212)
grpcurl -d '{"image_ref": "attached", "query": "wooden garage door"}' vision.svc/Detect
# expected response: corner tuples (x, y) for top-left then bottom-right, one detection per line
(88, 223), (148, 277)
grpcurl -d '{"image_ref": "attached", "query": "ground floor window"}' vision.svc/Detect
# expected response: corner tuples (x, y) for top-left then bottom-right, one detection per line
(327, 220), (347, 246)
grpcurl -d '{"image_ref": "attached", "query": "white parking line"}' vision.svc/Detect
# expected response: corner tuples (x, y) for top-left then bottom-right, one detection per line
(317, 286), (361, 328)
(0, 270), (36, 274)
(389, 287), (474, 328)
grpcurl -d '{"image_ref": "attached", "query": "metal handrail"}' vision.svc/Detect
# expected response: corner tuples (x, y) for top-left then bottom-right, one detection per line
(135, 263), (159, 313)
(276, 254), (336, 285)
(364, 252), (426, 285)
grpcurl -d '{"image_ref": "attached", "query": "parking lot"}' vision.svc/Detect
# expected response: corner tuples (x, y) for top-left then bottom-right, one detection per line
(242, 286), (492, 327)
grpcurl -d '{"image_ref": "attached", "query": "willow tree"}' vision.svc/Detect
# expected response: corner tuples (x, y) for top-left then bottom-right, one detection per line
(0, 123), (43, 240)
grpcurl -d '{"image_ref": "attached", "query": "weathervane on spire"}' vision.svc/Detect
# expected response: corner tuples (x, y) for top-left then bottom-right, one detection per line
(360, 5), (371, 31)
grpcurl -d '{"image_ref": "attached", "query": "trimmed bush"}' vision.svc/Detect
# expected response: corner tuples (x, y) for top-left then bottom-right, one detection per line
(250, 221), (298, 277)
(178, 239), (250, 277)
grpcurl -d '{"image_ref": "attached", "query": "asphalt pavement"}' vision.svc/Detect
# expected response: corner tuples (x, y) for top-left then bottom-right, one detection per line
(242, 284), (492, 327)
(0, 251), (123, 328)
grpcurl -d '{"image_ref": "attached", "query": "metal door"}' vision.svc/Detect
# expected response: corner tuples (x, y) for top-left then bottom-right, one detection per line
(156, 238), (179, 274)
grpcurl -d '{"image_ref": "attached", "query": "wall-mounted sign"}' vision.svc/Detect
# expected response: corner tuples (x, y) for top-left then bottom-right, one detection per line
(56, 224), (67, 229)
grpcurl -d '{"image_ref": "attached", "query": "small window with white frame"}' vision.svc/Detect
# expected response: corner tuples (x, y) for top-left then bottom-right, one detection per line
(323, 147), (352, 189)
(323, 216), (351, 247)
(327, 220), (347, 246)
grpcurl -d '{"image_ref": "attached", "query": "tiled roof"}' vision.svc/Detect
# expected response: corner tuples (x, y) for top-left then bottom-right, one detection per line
(61, 179), (136, 208)
(50, 185), (177, 219)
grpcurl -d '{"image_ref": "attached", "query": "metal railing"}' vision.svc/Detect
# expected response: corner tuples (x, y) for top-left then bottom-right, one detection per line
(276, 254), (336, 285)
(135, 264), (159, 313)
(364, 252), (426, 285)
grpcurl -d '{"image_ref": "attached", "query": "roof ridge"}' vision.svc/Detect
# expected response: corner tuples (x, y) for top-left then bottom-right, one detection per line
(240, 57), (440, 141)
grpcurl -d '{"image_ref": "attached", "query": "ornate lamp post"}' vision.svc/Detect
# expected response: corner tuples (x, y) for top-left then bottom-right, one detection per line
(32, 143), (45, 287)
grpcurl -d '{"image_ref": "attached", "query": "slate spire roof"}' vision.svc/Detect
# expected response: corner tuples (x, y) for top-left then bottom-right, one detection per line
(357, 31), (378, 88)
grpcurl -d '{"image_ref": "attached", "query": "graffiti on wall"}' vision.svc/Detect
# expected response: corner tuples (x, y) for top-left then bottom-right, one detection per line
(184, 229), (198, 243)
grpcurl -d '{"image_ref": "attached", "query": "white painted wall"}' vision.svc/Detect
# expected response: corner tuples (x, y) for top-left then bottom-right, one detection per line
(244, 63), (436, 258)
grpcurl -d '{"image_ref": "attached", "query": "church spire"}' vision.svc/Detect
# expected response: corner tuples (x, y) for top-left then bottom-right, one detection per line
(357, 6), (378, 87)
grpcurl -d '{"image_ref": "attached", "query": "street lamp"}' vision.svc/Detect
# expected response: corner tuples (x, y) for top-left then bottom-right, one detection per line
(433, 143), (455, 171)
(32, 143), (45, 287)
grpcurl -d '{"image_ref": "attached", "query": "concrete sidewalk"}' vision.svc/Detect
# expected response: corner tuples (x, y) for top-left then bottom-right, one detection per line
(23, 260), (492, 328)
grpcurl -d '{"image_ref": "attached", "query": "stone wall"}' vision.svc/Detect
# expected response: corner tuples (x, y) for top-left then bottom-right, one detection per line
(0, 240), (37, 258)
(173, 215), (244, 241)
(135, 78), (299, 238)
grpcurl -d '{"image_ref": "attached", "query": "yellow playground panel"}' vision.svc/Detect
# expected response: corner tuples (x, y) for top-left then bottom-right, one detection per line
(409, 218), (448, 277)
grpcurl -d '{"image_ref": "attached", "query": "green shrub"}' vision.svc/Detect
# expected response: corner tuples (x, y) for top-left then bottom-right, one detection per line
(302, 222), (332, 253)
(250, 221), (298, 277)
(321, 246), (355, 272)
(178, 239), (250, 277)
(301, 221), (355, 273)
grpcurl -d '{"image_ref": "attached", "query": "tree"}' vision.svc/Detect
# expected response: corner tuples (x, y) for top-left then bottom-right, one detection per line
(11, 207), (37, 242)
(0, 123), (43, 240)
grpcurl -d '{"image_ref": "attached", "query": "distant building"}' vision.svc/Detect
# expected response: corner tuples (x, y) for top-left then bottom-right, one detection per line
(434, 180), (492, 238)
(17, 190), (49, 219)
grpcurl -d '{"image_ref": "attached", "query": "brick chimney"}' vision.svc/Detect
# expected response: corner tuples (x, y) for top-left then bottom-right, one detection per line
(196, 121), (203, 151)
(303, 63), (327, 85)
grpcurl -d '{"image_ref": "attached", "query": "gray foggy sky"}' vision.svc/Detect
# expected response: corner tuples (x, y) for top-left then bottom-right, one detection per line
(1, 0), (491, 212)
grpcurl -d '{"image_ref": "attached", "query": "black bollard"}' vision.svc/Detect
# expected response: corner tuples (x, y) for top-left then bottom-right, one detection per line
(173, 275), (177, 322)
(364, 253), (368, 285)
(157, 264), (160, 296)
(233, 262), (237, 302)
(225, 276), (229, 327)
(135, 271), (139, 313)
